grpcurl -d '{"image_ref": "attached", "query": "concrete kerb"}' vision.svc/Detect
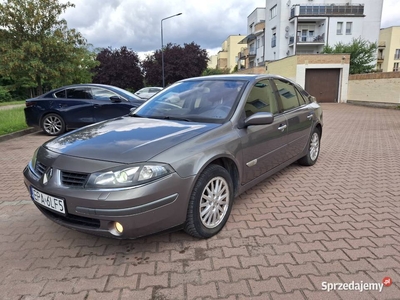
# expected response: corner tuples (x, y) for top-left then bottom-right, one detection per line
(0, 127), (39, 143)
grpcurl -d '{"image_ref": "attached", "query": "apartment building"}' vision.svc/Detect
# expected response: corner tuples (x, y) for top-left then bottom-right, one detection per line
(264, 0), (383, 60)
(238, 8), (266, 70)
(377, 26), (400, 72)
(208, 54), (218, 69)
(216, 35), (243, 72)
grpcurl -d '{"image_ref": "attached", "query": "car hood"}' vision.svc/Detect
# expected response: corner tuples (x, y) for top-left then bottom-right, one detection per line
(44, 116), (219, 164)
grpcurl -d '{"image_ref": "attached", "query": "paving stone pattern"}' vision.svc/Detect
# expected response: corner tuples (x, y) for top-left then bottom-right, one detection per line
(0, 103), (399, 299)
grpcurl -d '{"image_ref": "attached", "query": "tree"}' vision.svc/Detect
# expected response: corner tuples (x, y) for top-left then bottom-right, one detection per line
(201, 67), (231, 76)
(92, 46), (143, 92)
(142, 42), (209, 86)
(0, 0), (98, 95)
(322, 37), (378, 74)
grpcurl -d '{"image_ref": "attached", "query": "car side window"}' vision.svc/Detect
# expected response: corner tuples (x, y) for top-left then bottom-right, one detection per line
(244, 80), (278, 118)
(295, 88), (307, 105)
(273, 80), (301, 111)
(54, 90), (66, 98)
(91, 87), (121, 101)
(66, 88), (92, 99)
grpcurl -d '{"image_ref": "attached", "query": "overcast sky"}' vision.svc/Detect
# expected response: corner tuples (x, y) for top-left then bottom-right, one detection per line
(61, 0), (399, 57)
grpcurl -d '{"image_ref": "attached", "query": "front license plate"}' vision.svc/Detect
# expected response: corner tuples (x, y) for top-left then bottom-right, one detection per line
(31, 187), (66, 215)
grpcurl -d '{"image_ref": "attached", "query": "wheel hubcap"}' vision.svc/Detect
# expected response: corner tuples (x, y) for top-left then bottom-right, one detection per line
(199, 176), (230, 229)
(309, 132), (320, 161)
(44, 116), (62, 135)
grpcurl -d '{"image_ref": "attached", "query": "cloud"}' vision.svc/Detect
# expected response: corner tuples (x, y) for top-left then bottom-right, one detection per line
(61, 0), (264, 52)
(61, 0), (398, 53)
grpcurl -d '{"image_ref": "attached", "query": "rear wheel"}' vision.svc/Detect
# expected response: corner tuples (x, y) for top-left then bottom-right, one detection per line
(298, 127), (321, 166)
(184, 165), (233, 238)
(41, 113), (66, 136)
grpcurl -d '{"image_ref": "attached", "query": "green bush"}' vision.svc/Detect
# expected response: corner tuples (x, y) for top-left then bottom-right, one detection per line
(0, 86), (12, 102)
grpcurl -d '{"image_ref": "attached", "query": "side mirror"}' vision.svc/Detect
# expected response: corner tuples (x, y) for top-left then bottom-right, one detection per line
(110, 96), (122, 103)
(309, 96), (317, 103)
(240, 112), (274, 128)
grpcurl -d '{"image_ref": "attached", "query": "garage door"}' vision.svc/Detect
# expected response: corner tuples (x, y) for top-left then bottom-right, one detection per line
(305, 69), (340, 103)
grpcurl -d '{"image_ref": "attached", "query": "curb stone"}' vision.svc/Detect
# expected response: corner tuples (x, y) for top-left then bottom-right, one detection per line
(0, 127), (39, 143)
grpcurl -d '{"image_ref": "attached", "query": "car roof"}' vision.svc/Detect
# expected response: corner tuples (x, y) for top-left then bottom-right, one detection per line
(48, 83), (121, 91)
(180, 74), (288, 83)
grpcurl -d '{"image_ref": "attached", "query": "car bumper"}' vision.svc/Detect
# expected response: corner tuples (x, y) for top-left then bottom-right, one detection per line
(24, 107), (41, 128)
(23, 164), (195, 239)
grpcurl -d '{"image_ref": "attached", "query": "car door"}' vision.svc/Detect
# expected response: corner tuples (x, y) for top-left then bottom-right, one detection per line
(238, 79), (288, 184)
(272, 79), (313, 159)
(53, 87), (95, 128)
(90, 87), (134, 122)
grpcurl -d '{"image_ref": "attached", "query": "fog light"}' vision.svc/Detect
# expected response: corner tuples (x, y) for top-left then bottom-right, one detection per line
(115, 222), (123, 234)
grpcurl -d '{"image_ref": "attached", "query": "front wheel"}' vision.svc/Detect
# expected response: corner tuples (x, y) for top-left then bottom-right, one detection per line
(184, 164), (233, 239)
(41, 113), (66, 136)
(298, 127), (321, 166)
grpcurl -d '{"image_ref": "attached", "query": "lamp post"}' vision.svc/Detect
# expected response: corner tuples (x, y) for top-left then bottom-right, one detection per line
(161, 12), (182, 88)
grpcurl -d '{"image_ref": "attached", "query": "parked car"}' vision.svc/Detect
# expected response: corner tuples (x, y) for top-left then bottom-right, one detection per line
(24, 84), (145, 136)
(134, 87), (162, 99)
(23, 74), (323, 239)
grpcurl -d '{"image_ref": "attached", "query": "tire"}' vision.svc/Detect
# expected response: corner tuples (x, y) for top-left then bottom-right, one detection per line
(184, 164), (234, 239)
(41, 113), (66, 136)
(298, 127), (321, 166)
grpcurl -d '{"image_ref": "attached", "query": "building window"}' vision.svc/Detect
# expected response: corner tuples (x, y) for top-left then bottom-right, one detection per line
(337, 22), (343, 35)
(394, 63), (399, 72)
(270, 5), (277, 19)
(271, 33), (276, 48)
(346, 22), (352, 35)
(395, 49), (400, 60)
(378, 49), (384, 60)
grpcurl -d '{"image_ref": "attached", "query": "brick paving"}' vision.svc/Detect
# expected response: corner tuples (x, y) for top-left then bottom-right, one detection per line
(0, 103), (399, 299)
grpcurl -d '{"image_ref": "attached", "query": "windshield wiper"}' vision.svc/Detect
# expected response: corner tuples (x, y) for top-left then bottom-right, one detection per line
(145, 115), (192, 122)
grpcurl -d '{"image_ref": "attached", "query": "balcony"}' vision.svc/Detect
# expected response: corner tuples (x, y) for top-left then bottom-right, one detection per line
(239, 48), (249, 59)
(377, 56), (384, 63)
(239, 47), (256, 59)
(290, 3), (365, 19)
(378, 41), (386, 48)
(289, 35), (325, 45)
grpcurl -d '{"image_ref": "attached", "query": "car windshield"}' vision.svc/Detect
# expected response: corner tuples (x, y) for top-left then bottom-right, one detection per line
(133, 79), (247, 123)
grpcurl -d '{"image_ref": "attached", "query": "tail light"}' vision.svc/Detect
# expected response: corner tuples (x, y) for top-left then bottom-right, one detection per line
(26, 101), (37, 107)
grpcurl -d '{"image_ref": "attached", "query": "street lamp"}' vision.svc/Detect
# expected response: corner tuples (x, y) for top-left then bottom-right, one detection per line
(161, 12), (182, 88)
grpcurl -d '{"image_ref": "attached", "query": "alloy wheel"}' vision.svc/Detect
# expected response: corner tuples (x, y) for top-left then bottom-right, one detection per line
(199, 176), (230, 229)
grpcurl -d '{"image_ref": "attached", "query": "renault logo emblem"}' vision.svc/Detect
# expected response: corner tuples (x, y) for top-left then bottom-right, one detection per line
(43, 168), (53, 185)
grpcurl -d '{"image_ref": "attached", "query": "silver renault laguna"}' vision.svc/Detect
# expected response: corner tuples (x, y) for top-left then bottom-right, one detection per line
(24, 74), (323, 239)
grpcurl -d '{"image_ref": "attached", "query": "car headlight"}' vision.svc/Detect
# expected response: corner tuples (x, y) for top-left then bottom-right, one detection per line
(30, 147), (39, 170)
(86, 163), (174, 188)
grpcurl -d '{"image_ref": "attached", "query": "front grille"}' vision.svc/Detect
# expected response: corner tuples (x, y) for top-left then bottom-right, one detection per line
(35, 162), (47, 176)
(61, 171), (89, 187)
(36, 204), (100, 228)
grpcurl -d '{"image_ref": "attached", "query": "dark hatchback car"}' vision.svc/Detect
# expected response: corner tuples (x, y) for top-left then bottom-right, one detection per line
(24, 83), (145, 135)
(23, 74), (323, 239)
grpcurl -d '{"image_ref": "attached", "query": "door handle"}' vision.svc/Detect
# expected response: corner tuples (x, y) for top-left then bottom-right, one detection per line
(278, 124), (287, 131)
(94, 104), (100, 108)
(307, 114), (313, 120)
